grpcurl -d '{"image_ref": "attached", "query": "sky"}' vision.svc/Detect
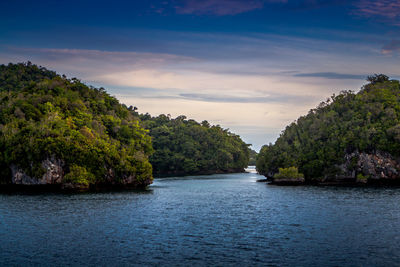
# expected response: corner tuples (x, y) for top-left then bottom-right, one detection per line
(1, 0), (400, 151)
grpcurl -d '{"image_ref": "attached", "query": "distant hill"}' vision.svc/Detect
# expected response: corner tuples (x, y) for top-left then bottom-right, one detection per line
(257, 75), (400, 184)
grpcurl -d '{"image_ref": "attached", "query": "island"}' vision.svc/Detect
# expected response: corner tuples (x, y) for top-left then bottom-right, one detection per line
(256, 74), (400, 185)
(140, 113), (250, 177)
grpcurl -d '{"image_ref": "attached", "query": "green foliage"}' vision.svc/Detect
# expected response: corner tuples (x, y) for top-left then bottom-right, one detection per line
(274, 167), (304, 179)
(248, 149), (258, 166)
(0, 62), (153, 186)
(356, 173), (367, 181)
(367, 74), (389, 84)
(257, 76), (400, 180)
(139, 115), (250, 176)
(64, 165), (94, 186)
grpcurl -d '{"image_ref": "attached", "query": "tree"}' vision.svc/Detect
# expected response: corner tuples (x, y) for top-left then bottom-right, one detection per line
(367, 74), (389, 84)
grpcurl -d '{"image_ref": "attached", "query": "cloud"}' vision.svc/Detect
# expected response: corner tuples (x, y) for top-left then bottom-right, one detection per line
(180, 93), (273, 103)
(173, 0), (348, 15)
(178, 93), (315, 103)
(288, 0), (348, 10)
(2, 47), (198, 83)
(354, 0), (400, 25)
(5, 47), (196, 72)
(174, 0), (286, 16)
(294, 72), (366, 80)
(382, 40), (400, 54)
(134, 92), (316, 104)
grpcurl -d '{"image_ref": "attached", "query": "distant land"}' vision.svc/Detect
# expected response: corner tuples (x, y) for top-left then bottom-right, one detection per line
(139, 113), (249, 177)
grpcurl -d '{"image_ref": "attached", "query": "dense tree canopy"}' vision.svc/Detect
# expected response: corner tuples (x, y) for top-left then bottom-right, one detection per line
(139, 114), (250, 176)
(0, 62), (153, 187)
(248, 149), (258, 166)
(367, 74), (389, 85)
(257, 77), (400, 180)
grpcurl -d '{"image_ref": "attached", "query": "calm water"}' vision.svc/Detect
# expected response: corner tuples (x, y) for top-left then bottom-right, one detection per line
(1, 168), (400, 266)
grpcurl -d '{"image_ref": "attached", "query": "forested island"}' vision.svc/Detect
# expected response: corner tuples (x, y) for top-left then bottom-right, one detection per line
(140, 114), (249, 176)
(0, 62), (250, 191)
(257, 75), (400, 185)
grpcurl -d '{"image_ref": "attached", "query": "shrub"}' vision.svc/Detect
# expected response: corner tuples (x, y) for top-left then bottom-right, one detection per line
(64, 165), (95, 186)
(274, 166), (304, 179)
(356, 173), (367, 181)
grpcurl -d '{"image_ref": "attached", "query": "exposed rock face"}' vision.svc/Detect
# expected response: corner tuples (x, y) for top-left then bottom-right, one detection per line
(337, 151), (400, 181)
(11, 157), (65, 185)
(41, 158), (65, 184)
(8, 157), (151, 190)
(10, 165), (39, 185)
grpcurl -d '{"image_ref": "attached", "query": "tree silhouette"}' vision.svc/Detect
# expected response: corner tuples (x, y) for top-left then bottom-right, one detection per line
(367, 74), (389, 84)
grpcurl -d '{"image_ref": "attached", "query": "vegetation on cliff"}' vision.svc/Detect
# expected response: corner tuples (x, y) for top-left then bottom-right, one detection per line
(139, 114), (250, 176)
(0, 62), (153, 188)
(256, 75), (400, 182)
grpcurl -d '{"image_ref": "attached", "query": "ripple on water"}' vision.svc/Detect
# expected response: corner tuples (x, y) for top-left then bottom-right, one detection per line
(1, 173), (400, 266)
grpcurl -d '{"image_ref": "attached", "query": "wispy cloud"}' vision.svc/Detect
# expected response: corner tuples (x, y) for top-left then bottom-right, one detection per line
(176, 93), (315, 103)
(172, 0), (348, 15)
(382, 39), (400, 54)
(354, 0), (400, 25)
(6, 47), (196, 70)
(294, 72), (366, 80)
(288, 0), (348, 10)
(174, 0), (286, 16)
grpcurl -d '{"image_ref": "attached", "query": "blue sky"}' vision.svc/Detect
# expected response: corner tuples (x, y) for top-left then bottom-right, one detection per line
(1, 0), (400, 150)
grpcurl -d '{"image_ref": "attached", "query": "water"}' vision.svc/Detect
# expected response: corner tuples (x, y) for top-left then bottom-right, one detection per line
(1, 167), (400, 266)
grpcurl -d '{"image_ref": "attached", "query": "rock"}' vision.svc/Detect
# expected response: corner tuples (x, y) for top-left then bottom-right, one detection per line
(337, 150), (400, 182)
(41, 157), (65, 184)
(6, 157), (152, 191)
(10, 157), (65, 185)
(10, 165), (39, 185)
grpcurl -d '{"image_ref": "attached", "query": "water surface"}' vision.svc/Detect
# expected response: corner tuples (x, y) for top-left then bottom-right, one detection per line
(1, 168), (400, 266)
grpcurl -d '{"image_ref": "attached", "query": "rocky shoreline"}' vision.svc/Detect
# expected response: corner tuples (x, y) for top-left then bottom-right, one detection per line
(2, 157), (153, 192)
